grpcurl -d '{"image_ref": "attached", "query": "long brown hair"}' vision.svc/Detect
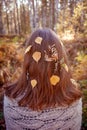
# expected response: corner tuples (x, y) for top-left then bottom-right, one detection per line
(5, 28), (81, 110)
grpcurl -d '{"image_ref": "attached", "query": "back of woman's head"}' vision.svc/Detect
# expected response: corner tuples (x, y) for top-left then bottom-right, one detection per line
(6, 28), (81, 110)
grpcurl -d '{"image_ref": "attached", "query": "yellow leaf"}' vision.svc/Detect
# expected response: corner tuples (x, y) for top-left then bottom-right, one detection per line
(32, 51), (41, 62)
(25, 45), (32, 54)
(50, 75), (60, 86)
(70, 79), (78, 86)
(64, 64), (69, 72)
(35, 37), (43, 45)
(31, 79), (37, 88)
(62, 64), (68, 72)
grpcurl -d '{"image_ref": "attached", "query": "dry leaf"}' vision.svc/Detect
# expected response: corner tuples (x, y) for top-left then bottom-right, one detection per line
(59, 39), (64, 47)
(64, 64), (68, 72)
(60, 58), (64, 64)
(62, 64), (68, 72)
(32, 51), (41, 62)
(60, 41), (64, 46)
(25, 45), (32, 54)
(35, 37), (43, 44)
(52, 53), (58, 61)
(70, 79), (78, 86)
(50, 75), (60, 86)
(31, 79), (37, 88)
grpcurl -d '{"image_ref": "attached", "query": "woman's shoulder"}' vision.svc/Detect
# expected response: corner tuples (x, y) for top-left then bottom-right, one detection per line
(4, 96), (82, 124)
(4, 93), (82, 109)
(4, 94), (18, 107)
(70, 98), (82, 111)
(3, 81), (17, 95)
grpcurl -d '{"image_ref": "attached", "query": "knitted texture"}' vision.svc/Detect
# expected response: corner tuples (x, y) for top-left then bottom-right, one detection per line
(4, 96), (82, 130)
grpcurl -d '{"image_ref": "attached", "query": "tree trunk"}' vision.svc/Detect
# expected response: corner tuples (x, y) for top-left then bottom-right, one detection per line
(0, 1), (4, 34)
(51, 0), (55, 30)
(15, 0), (20, 34)
(13, 0), (17, 34)
(41, 0), (47, 28)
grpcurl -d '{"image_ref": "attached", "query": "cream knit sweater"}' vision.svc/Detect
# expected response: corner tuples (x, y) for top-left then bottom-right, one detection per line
(4, 96), (82, 130)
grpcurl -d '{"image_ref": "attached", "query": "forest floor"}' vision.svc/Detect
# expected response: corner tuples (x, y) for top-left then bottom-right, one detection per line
(0, 36), (87, 130)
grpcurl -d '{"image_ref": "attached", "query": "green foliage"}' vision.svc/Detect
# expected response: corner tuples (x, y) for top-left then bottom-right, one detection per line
(73, 50), (87, 80)
(12, 36), (19, 43)
(82, 89), (87, 128)
(57, 8), (74, 35)
(79, 80), (87, 88)
(84, 13), (87, 37)
(12, 36), (25, 43)
(75, 51), (87, 62)
(0, 36), (25, 47)
(0, 39), (4, 45)
(72, 2), (87, 38)
(57, 1), (87, 39)
(73, 49), (87, 129)
(82, 106), (87, 127)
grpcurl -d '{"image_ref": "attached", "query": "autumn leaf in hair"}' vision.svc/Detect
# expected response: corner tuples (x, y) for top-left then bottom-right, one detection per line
(25, 45), (32, 54)
(44, 44), (58, 62)
(35, 37), (43, 45)
(62, 63), (68, 72)
(50, 75), (60, 86)
(31, 79), (37, 88)
(70, 79), (78, 87)
(32, 51), (41, 62)
(60, 41), (64, 46)
(60, 57), (64, 64)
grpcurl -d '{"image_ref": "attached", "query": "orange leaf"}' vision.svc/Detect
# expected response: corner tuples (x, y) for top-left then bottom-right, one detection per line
(35, 37), (42, 45)
(31, 79), (37, 88)
(50, 75), (60, 86)
(32, 51), (41, 62)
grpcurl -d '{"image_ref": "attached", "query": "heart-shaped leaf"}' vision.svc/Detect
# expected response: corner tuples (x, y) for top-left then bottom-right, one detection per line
(35, 37), (42, 45)
(31, 79), (37, 88)
(32, 51), (41, 62)
(50, 75), (60, 86)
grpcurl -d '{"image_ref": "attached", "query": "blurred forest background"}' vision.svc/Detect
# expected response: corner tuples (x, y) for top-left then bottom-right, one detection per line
(0, 0), (87, 130)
